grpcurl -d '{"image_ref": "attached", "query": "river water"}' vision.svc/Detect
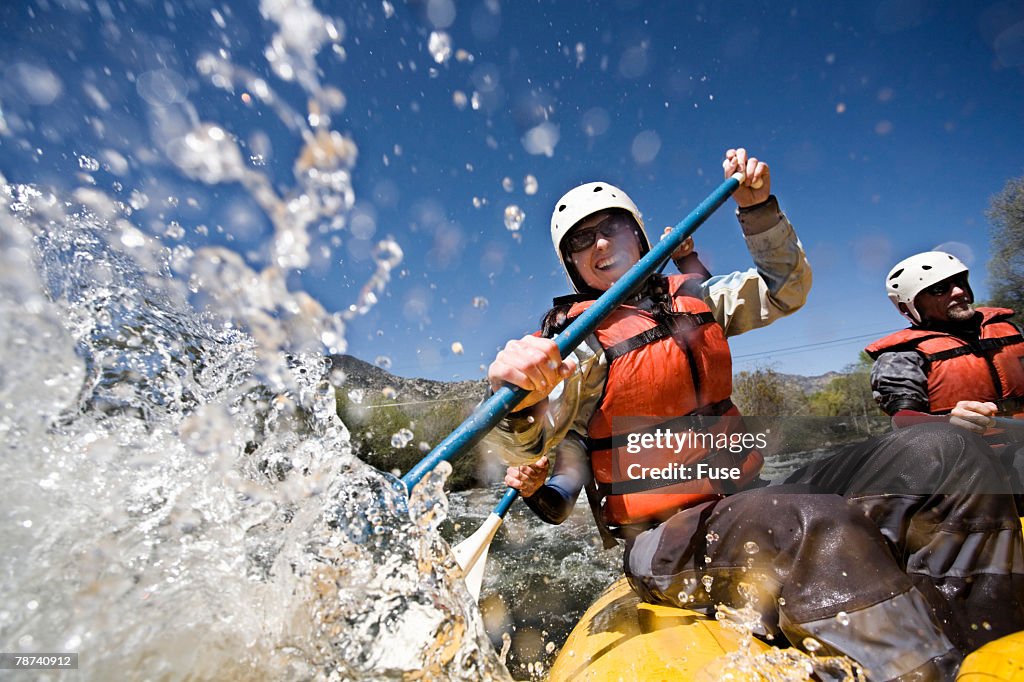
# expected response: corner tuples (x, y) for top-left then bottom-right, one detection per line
(445, 488), (622, 680)
(0, 0), (513, 678)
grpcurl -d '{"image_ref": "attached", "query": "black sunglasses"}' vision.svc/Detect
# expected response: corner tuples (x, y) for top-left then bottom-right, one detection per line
(922, 274), (969, 297)
(564, 214), (637, 254)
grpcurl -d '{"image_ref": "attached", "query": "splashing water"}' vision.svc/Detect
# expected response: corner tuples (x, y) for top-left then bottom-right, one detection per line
(701, 578), (867, 682)
(0, 1), (509, 679)
(1, 186), (504, 679)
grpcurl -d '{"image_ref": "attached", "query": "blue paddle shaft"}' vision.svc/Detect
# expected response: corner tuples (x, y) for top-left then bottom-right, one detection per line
(401, 174), (743, 492)
(994, 416), (1024, 432)
(494, 487), (520, 517)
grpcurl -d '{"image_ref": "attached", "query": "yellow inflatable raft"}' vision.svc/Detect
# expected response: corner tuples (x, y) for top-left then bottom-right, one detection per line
(546, 577), (769, 681)
(546, 577), (1024, 681)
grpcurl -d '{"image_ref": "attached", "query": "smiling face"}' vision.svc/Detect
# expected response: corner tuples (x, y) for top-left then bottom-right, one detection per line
(913, 272), (975, 324)
(565, 210), (643, 292)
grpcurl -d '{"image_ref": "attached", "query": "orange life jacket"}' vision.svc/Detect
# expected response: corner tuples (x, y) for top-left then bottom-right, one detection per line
(565, 274), (764, 527)
(865, 307), (1024, 417)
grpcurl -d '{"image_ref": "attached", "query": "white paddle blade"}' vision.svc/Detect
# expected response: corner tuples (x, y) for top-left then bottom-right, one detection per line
(461, 541), (490, 601)
(452, 512), (504, 601)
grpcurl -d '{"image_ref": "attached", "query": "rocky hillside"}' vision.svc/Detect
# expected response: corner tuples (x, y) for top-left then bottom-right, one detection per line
(777, 370), (844, 396)
(328, 353), (840, 404)
(328, 354), (486, 403)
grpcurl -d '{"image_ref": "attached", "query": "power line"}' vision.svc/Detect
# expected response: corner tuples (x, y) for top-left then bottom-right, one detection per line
(732, 329), (901, 361)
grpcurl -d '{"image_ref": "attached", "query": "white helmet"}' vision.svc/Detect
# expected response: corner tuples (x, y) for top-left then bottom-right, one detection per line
(885, 251), (970, 324)
(550, 181), (651, 292)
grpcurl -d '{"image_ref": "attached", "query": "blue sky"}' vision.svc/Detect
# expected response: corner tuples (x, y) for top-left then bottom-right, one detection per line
(2, 0), (1023, 381)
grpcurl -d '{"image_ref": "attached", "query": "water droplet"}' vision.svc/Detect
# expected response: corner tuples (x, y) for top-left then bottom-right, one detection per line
(382, 0), (395, 19)
(704, 555), (713, 566)
(701, 575), (714, 593)
(802, 637), (822, 653)
(743, 541), (760, 555)
(390, 428), (414, 448)
(503, 205), (524, 232)
(452, 90), (468, 110)
(982, 621), (992, 631)
(471, 296), (488, 309)
(836, 611), (850, 626)
(77, 154), (100, 171)
(169, 124), (246, 184)
(778, 597), (786, 606)
(428, 31), (452, 64)
(501, 177), (513, 192)
(575, 42), (586, 66)
(119, 225), (147, 248)
(381, 386), (397, 399)
(374, 355), (392, 370)
(524, 174), (538, 195)
(347, 388), (364, 404)
(521, 121), (560, 157)
(129, 189), (149, 210)
(451, 341), (464, 355)
(164, 221), (185, 240)
(545, 641), (555, 654)
(705, 530), (719, 544)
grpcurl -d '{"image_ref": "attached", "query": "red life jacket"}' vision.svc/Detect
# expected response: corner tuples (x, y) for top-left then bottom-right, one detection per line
(865, 307), (1024, 417)
(564, 274), (763, 527)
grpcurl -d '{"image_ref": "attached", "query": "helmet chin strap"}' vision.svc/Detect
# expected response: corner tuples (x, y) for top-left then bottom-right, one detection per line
(898, 302), (920, 324)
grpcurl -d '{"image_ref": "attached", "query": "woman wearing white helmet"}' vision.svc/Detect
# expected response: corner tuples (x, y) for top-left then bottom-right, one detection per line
(484, 149), (981, 679)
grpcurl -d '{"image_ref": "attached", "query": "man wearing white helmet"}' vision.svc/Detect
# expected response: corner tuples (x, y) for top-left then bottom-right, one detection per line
(484, 149), (983, 679)
(866, 251), (1024, 430)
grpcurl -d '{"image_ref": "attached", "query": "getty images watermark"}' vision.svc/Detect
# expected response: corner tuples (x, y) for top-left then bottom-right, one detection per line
(622, 427), (768, 483)
(609, 414), (1024, 495)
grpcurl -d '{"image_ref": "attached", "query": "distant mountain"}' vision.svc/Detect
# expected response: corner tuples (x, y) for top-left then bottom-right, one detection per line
(773, 370), (845, 396)
(329, 353), (843, 401)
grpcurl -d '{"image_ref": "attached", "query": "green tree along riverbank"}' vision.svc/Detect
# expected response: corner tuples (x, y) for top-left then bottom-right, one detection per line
(986, 175), (1024, 325)
(333, 353), (886, 488)
(331, 354), (496, 491)
(336, 389), (492, 491)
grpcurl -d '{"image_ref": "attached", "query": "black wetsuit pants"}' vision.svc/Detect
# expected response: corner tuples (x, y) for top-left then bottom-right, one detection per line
(624, 423), (1024, 681)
